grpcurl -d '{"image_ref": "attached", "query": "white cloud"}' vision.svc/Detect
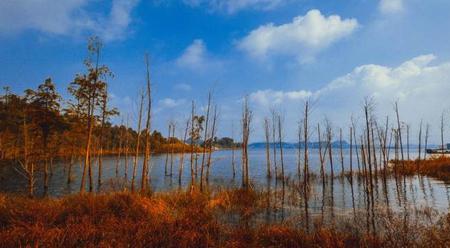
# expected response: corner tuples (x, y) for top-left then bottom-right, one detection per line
(249, 89), (313, 107)
(379, 0), (404, 14)
(176, 39), (223, 71)
(248, 54), (450, 140)
(158, 98), (186, 109)
(183, 0), (284, 14)
(237, 9), (359, 62)
(0, 0), (139, 41)
(177, 39), (207, 69)
(174, 83), (192, 91)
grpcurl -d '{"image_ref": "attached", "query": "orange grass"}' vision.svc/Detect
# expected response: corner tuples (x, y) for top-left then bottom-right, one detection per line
(0, 189), (449, 247)
(393, 156), (450, 181)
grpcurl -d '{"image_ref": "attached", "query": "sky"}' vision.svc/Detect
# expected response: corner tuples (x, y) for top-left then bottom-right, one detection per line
(1, 0), (450, 143)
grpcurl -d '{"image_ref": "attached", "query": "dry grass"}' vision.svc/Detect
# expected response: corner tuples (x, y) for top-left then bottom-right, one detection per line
(0, 188), (449, 247)
(393, 157), (450, 181)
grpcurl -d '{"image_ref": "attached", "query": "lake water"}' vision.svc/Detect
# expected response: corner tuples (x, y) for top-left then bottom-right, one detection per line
(1, 148), (449, 222)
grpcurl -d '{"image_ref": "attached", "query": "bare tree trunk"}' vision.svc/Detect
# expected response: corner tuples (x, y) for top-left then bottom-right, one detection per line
(406, 124), (410, 160)
(339, 128), (344, 176)
(231, 123), (236, 178)
(352, 121), (361, 173)
(164, 123), (171, 176)
(131, 91), (144, 192)
(190, 101), (196, 187)
(371, 121), (378, 179)
(349, 126), (353, 179)
(241, 97), (251, 188)
(297, 121), (302, 177)
(278, 114), (284, 180)
(326, 120), (333, 179)
(271, 110), (277, 178)
(97, 88), (107, 187)
(264, 118), (271, 178)
(206, 105), (218, 182)
(179, 119), (190, 184)
(364, 100), (374, 197)
(141, 53), (152, 191)
(200, 93), (212, 190)
(441, 112), (445, 152)
(395, 102), (404, 162)
(318, 123), (326, 182)
(303, 101), (309, 183)
(418, 120), (423, 162)
(169, 122), (176, 177)
(124, 115), (129, 179)
(424, 124), (430, 160)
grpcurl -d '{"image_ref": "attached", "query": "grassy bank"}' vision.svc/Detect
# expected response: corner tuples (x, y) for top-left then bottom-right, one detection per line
(0, 188), (449, 247)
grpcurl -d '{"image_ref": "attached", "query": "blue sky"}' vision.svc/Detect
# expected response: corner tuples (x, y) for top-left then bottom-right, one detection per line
(1, 0), (450, 142)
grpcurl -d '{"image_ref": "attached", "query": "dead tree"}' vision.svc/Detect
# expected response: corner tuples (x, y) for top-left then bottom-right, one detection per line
(339, 128), (344, 176)
(424, 123), (430, 160)
(141, 53), (152, 191)
(115, 118), (124, 177)
(178, 119), (190, 184)
(169, 122), (176, 177)
(264, 117), (271, 178)
(297, 121), (302, 177)
(278, 114), (285, 180)
(318, 123), (326, 181)
(418, 120), (423, 162)
(241, 97), (251, 188)
(231, 122), (236, 178)
(189, 101), (196, 186)
(124, 115), (129, 179)
(394, 101), (404, 162)
(364, 99), (374, 197)
(206, 105), (218, 182)
(131, 91), (144, 192)
(441, 112), (445, 151)
(164, 123), (171, 176)
(325, 119), (333, 178)
(406, 124), (410, 160)
(271, 109), (278, 178)
(303, 101), (310, 183)
(200, 93), (212, 189)
(349, 126), (353, 178)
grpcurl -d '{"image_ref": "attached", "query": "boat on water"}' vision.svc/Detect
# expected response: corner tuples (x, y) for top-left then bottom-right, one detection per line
(426, 143), (450, 154)
(426, 148), (450, 154)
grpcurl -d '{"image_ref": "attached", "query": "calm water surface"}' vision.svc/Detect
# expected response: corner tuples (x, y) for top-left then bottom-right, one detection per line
(1, 148), (449, 219)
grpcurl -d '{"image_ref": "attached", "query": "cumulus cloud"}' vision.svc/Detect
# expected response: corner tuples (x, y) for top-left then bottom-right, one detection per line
(177, 39), (208, 69)
(0, 0), (139, 41)
(248, 54), (450, 140)
(237, 9), (359, 62)
(379, 0), (404, 14)
(176, 39), (223, 71)
(183, 0), (284, 14)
